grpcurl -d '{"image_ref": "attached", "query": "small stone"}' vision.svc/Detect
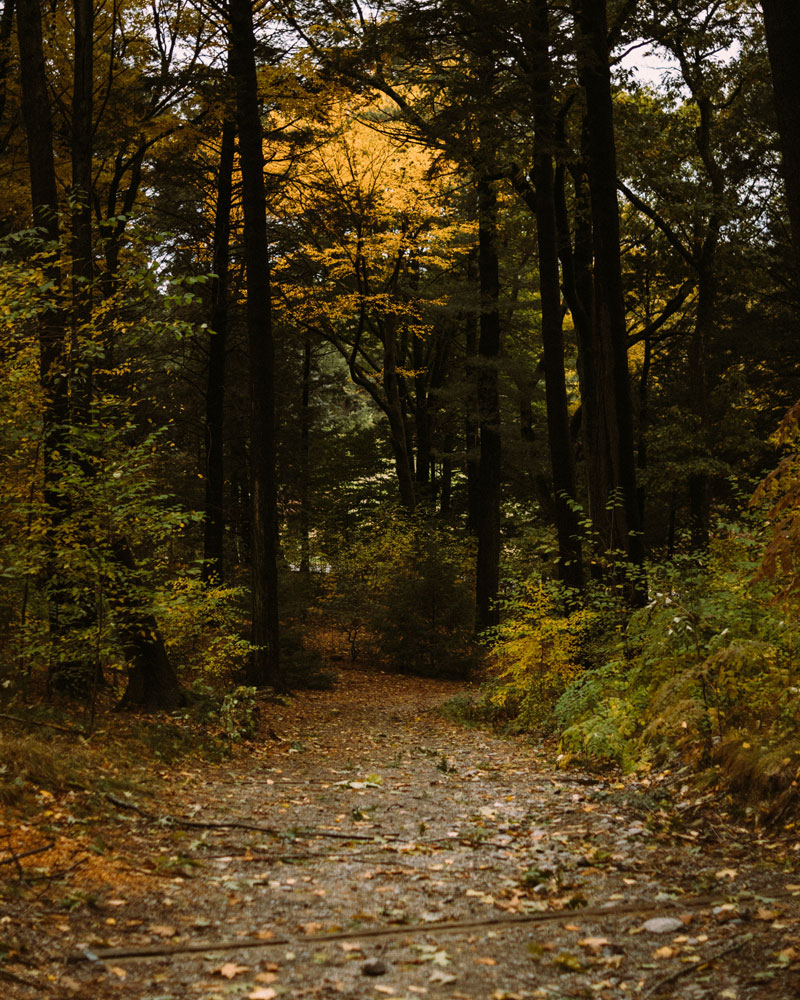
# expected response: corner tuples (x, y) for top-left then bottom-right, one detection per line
(642, 917), (684, 935)
(361, 959), (387, 976)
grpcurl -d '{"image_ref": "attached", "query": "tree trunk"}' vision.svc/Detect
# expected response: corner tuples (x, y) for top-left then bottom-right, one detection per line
(555, 157), (606, 570)
(228, 0), (281, 688)
(202, 120), (235, 584)
(299, 337), (311, 575)
(573, 0), (643, 575)
(113, 538), (186, 711)
(762, 0), (800, 282)
(475, 176), (502, 632)
(464, 251), (481, 533)
(17, 0), (84, 684)
(382, 314), (417, 510)
(413, 326), (431, 492)
(528, 0), (583, 591)
(0, 0), (14, 137)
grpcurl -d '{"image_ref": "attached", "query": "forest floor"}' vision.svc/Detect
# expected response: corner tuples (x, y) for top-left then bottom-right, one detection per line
(2, 666), (800, 1000)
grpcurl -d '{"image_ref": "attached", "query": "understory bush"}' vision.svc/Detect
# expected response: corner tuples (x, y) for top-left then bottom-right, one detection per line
(484, 580), (600, 731)
(322, 509), (480, 678)
(459, 405), (800, 819)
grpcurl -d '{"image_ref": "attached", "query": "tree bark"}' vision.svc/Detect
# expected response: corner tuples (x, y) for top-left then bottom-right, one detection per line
(299, 337), (311, 575)
(382, 313), (417, 510)
(573, 0), (643, 575)
(528, 0), (583, 591)
(464, 250), (481, 533)
(202, 119), (235, 584)
(228, 0), (281, 688)
(113, 538), (186, 712)
(475, 176), (502, 632)
(762, 0), (800, 282)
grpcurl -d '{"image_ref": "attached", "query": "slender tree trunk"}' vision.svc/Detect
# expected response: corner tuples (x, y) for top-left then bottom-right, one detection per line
(17, 0), (79, 682)
(0, 0), (14, 137)
(637, 330), (651, 525)
(464, 251), (481, 532)
(113, 538), (186, 711)
(573, 0), (643, 575)
(686, 94), (722, 551)
(202, 120), (235, 584)
(382, 315), (417, 510)
(70, 0), (93, 299)
(555, 157), (606, 569)
(762, 0), (800, 282)
(299, 338), (311, 575)
(528, 0), (583, 590)
(413, 326), (431, 491)
(228, 0), (281, 688)
(475, 176), (502, 632)
(440, 430), (453, 516)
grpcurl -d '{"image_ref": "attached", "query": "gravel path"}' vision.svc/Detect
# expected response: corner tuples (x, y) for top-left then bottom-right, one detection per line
(8, 668), (800, 999)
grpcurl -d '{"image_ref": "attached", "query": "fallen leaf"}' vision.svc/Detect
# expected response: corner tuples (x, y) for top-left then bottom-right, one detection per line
(248, 989), (277, 1000)
(151, 925), (177, 938)
(553, 951), (583, 971)
(254, 972), (278, 983)
(579, 937), (609, 953)
(429, 970), (457, 985)
(110, 967), (127, 979)
(303, 922), (323, 935)
(715, 869), (737, 881)
(218, 962), (249, 979)
(474, 957), (496, 966)
(654, 946), (676, 959)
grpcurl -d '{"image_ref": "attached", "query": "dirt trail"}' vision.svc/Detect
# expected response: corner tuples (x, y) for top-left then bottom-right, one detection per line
(6, 668), (800, 999)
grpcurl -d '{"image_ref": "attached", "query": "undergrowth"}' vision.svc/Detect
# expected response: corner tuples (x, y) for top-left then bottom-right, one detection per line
(444, 404), (800, 820)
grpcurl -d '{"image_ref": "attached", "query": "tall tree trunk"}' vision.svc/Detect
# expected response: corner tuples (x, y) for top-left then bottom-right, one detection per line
(475, 176), (502, 632)
(554, 156), (606, 571)
(762, 0), (800, 282)
(382, 315), (417, 510)
(440, 430), (453, 516)
(686, 94), (722, 551)
(202, 120), (235, 584)
(17, 0), (79, 680)
(413, 326), (431, 492)
(228, 0), (281, 688)
(113, 538), (186, 711)
(0, 0), (14, 137)
(573, 0), (643, 575)
(464, 251), (481, 532)
(528, 0), (583, 591)
(299, 337), (311, 575)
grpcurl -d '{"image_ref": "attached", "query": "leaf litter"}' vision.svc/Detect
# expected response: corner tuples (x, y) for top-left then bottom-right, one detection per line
(1, 667), (799, 998)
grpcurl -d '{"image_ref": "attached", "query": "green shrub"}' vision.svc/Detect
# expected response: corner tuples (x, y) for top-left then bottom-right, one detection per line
(323, 510), (480, 678)
(219, 685), (259, 741)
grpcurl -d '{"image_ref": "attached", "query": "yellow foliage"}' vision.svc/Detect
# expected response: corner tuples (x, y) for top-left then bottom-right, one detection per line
(752, 399), (800, 601)
(489, 583), (597, 728)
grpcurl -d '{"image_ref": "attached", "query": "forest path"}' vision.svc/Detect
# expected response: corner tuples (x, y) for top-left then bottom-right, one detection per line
(12, 668), (800, 1000)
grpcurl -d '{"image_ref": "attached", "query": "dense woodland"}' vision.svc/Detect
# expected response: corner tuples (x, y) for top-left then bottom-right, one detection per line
(1, 0), (800, 808)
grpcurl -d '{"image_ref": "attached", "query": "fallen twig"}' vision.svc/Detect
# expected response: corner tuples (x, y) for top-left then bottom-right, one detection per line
(0, 712), (85, 736)
(19, 856), (88, 883)
(642, 932), (754, 998)
(69, 890), (772, 963)
(0, 842), (55, 867)
(0, 966), (40, 991)
(104, 793), (391, 842)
